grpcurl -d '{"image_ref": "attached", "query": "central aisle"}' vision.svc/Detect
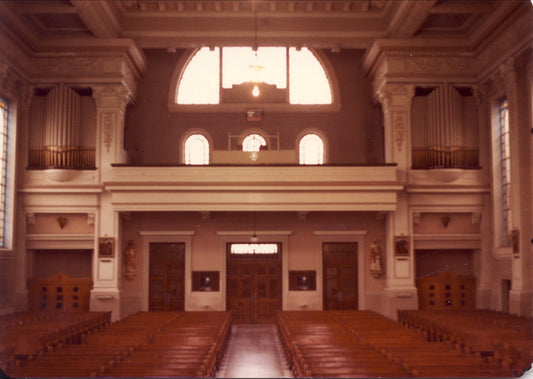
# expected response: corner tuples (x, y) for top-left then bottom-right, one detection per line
(216, 324), (293, 378)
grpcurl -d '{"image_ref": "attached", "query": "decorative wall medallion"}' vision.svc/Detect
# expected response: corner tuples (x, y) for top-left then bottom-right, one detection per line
(57, 216), (68, 229)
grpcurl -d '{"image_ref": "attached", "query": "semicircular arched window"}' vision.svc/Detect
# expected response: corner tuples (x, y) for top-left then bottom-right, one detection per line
(299, 133), (324, 165)
(184, 134), (210, 165)
(176, 47), (333, 106)
(242, 133), (267, 152)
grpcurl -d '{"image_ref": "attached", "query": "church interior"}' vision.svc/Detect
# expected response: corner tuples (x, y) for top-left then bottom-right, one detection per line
(0, 0), (532, 377)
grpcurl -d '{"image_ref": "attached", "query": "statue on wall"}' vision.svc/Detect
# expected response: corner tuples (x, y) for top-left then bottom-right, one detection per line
(124, 239), (137, 280)
(369, 240), (384, 278)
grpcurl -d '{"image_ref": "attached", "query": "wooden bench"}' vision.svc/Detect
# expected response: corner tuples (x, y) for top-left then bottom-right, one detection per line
(4, 311), (231, 378)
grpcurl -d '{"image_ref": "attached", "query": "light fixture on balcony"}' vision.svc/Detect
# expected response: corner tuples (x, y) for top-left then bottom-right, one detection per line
(251, 212), (259, 242)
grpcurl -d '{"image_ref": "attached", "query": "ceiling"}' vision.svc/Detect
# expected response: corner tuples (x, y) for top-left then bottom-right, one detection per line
(0, 0), (528, 51)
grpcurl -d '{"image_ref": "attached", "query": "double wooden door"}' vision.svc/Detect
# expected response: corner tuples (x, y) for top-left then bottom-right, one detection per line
(149, 242), (185, 311)
(226, 245), (282, 323)
(323, 242), (358, 310)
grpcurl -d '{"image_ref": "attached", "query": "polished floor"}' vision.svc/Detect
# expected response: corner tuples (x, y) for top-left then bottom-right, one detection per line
(216, 324), (293, 378)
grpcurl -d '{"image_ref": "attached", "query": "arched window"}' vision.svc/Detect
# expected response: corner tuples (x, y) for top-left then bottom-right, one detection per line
(177, 48), (220, 104)
(242, 133), (267, 152)
(176, 47), (332, 105)
(299, 134), (324, 165)
(184, 134), (210, 165)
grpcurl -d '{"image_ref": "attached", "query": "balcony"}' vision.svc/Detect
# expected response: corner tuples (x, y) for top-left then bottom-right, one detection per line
(106, 164), (402, 212)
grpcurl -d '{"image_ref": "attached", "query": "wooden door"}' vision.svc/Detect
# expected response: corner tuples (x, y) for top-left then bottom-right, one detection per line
(323, 242), (358, 310)
(149, 242), (185, 311)
(226, 243), (282, 323)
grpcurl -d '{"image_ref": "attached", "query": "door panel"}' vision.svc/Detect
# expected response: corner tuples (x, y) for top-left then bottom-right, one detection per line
(323, 242), (358, 310)
(226, 244), (281, 323)
(149, 243), (185, 311)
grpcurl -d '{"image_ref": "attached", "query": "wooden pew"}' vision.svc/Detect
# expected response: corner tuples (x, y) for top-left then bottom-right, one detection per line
(5, 311), (231, 378)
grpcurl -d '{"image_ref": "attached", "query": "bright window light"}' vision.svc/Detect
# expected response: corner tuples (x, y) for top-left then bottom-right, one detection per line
(299, 134), (324, 164)
(177, 47), (220, 104)
(177, 46), (332, 105)
(184, 134), (209, 165)
(231, 243), (279, 254)
(222, 47), (286, 89)
(289, 48), (332, 104)
(242, 133), (267, 152)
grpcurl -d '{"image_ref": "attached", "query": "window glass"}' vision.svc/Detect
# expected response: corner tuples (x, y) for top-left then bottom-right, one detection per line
(0, 99), (7, 247)
(177, 47), (220, 104)
(499, 99), (511, 244)
(242, 134), (266, 152)
(177, 46), (332, 105)
(299, 133), (324, 165)
(184, 134), (209, 165)
(222, 47), (286, 89)
(289, 48), (332, 104)
(230, 243), (278, 255)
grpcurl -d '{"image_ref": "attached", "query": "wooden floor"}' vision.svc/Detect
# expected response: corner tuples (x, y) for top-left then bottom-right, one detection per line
(216, 324), (292, 378)
(2, 309), (531, 378)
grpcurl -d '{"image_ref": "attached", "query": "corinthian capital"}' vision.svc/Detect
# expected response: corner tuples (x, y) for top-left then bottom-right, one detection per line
(377, 84), (415, 110)
(92, 85), (131, 110)
(498, 58), (516, 89)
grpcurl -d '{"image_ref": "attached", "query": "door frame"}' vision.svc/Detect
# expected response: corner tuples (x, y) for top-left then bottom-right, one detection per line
(217, 230), (291, 312)
(140, 230), (194, 311)
(314, 230), (367, 310)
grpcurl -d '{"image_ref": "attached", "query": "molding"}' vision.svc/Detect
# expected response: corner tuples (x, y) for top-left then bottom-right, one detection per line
(217, 230), (292, 236)
(26, 233), (95, 249)
(313, 230), (367, 236)
(139, 230), (195, 236)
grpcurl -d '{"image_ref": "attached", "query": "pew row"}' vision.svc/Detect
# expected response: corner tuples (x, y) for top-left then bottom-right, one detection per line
(398, 309), (533, 376)
(277, 310), (515, 378)
(0, 311), (111, 372)
(4, 311), (231, 378)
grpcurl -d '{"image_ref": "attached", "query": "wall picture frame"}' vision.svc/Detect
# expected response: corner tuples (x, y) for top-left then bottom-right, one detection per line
(98, 237), (114, 257)
(394, 236), (409, 256)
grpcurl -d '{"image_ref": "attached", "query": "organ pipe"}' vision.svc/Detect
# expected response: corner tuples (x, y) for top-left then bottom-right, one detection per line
(28, 85), (96, 169)
(411, 85), (479, 169)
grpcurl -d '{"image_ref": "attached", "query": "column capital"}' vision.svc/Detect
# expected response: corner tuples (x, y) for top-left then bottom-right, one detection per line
(377, 84), (415, 111)
(498, 57), (517, 90)
(92, 84), (131, 110)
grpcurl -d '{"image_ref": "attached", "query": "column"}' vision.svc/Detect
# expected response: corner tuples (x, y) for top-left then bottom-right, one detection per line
(90, 84), (130, 321)
(377, 84), (417, 319)
(92, 84), (130, 180)
(500, 54), (533, 316)
(14, 85), (33, 312)
(473, 84), (493, 309)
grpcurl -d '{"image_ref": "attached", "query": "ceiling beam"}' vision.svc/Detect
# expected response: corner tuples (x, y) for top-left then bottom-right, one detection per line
(387, 0), (437, 38)
(430, 1), (494, 14)
(71, 0), (121, 38)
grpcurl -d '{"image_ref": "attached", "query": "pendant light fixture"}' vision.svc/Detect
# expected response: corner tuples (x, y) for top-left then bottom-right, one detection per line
(251, 212), (259, 242)
(250, 1), (263, 97)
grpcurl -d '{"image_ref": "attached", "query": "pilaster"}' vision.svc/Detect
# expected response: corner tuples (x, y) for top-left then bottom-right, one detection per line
(499, 53), (533, 316)
(377, 84), (417, 319)
(92, 85), (131, 182)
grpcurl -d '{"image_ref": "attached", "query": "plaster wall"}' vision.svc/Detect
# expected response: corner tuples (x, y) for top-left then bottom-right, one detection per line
(118, 211), (387, 316)
(124, 49), (384, 165)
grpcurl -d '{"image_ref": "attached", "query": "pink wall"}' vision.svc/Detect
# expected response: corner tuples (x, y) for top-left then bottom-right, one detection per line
(124, 49), (384, 165)
(119, 211), (387, 305)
